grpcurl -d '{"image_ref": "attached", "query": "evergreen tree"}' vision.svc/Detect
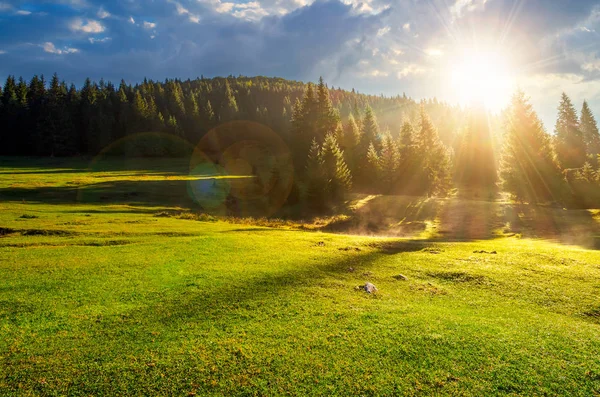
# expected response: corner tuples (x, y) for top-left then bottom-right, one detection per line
(455, 105), (497, 195)
(555, 93), (586, 169)
(320, 133), (352, 204)
(576, 161), (596, 182)
(379, 131), (399, 190)
(305, 138), (326, 209)
(580, 100), (600, 158)
(416, 104), (451, 196)
(500, 91), (561, 203)
(360, 105), (380, 151)
(220, 79), (238, 121)
(341, 113), (361, 172)
(315, 77), (339, 142)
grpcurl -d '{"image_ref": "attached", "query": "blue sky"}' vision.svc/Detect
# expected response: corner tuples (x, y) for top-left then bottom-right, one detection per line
(2, 0), (600, 127)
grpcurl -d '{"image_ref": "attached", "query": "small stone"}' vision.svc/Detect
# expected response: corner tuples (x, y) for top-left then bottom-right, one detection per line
(347, 267), (355, 272)
(393, 274), (408, 281)
(364, 282), (378, 294)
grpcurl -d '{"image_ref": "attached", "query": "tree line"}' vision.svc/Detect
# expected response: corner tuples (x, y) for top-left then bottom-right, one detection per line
(1, 73), (599, 210)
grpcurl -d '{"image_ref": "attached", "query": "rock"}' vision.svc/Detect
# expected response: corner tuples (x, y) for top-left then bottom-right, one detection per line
(393, 274), (408, 281)
(315, 241), (325, 247)
(364, 282), (378, 294)
(347, 267), (355, 272)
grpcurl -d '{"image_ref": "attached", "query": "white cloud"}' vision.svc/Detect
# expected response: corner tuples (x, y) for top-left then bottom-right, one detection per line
(42, 42), (79, 55)
(16, 10), (31, 15)
(368, 69), (389, 77)
(403, 23), (411, 32)
(143, 21), (156, 29)
(0, 50), (6, 55)
(129, 16), (135, 24)
(397, 64), (426, 79)
(88, 37), (111, 44)
(450, 0), (488, 19)
(0, 2), (11, 11)
(426, 48), (443, 57)
(216, 2), (234, 13)
(97, 8), (111, 19)
(377, 26), (390, 37)
(170, 1), (201, 23)
(70, 18), (105, 34)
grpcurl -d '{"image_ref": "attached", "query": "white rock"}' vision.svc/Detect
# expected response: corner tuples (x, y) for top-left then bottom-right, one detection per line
(364, 282), (378, 294)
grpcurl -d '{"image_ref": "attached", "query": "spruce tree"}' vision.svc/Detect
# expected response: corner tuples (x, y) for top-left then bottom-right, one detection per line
(320, 132), (352, 202)
(361, 105), (380, 152)
(455, 105), (497, 195)
(305, 138), (326, 209)
(379, 131), (399, 190)
(315, 77), (339, 142)
(555, 93), (586, 169)
(580, 100), (600, 158)
(341, 113), (361, 172)
(416, 104), (451, 196)
(500, 91), (561, 203)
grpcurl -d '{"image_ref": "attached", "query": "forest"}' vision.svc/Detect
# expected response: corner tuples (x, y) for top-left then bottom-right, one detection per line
(1, 74), (600, 210)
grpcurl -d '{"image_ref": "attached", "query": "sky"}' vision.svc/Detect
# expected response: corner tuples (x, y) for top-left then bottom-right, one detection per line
(2, 0), (600, 127)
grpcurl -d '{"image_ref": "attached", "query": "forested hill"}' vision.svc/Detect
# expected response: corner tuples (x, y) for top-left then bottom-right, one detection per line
(0, 74), (465, 157)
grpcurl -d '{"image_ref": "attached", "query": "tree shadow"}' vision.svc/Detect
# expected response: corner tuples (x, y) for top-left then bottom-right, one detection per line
(121, 241), (433, 333)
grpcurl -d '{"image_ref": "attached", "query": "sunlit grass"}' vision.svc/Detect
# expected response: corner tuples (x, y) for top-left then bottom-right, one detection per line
(0, 158), (599, 395)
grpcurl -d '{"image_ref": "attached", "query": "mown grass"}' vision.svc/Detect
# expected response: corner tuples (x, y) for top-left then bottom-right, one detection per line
(1, 157), (600, 395)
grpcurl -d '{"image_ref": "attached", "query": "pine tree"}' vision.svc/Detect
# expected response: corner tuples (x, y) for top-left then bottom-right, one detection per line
(379, 131), (399, 190)
(321, 133), (352, 202)
(361, 105), (380, 151)
(341, 113), (361, 172)
(555, 93), (586, 169)
(305, 138), (326, 209)
(416, 104), (451, 196)
(576, 161), (596, 182)
(455, 105), (497, 195)
(580, 100), (600, 158)
(315, 77), (339, 142)
(500, 91), (561, 203)
(221, 79), (238, 121)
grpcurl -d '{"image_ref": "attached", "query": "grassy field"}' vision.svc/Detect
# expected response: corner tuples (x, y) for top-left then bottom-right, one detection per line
(1, 157), (600, 395)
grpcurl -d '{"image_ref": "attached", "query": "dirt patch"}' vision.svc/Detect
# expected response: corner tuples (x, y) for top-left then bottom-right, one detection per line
(154, 232), (198, 237)
(18, 214), (39, 219)
(0, 228), (17, 236)
(584, 307), (600, 319)
(368, 240), (430, 254)
(412, 283), (447, 295)
(338, 246), (361, 252)
(422, 247), (444, 254)
(427, 271), (489, 285)
(22, 229), (75, 237)
(81, 240), (133, 247)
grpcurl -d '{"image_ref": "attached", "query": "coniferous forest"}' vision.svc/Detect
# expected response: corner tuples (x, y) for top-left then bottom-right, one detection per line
(1, 73), (600, 210)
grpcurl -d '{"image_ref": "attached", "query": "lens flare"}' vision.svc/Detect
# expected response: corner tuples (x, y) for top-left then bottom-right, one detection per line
(189, 121), (294, 217)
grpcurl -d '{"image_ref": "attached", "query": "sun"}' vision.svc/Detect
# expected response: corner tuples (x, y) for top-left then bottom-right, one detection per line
(450, 50), (515, 111)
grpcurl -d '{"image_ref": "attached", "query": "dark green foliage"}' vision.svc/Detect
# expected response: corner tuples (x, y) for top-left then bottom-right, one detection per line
(500, 91), (562, 203)
(321, 133), (352, 202)
(580, 100), (600, 158)
(555, 93), (586, 169)
(415, 105), (453, 196)
(304, 134), (351, 210)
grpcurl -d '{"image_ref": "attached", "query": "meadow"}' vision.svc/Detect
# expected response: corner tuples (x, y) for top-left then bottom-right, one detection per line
(1, 157), (600, 396)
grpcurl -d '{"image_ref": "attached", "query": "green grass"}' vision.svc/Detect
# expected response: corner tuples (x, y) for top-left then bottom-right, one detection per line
(1, 157), (600, 395)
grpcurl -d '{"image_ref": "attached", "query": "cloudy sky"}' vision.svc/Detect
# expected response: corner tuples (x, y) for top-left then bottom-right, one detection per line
(2, 0), (600, 126)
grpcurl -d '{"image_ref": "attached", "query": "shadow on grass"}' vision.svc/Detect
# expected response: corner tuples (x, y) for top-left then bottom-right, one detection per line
(129, 242), (432, 331)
